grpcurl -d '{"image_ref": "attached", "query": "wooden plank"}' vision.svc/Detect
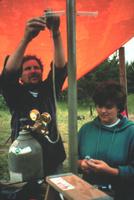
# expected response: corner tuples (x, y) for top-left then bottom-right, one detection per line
(45, 173), (113, 200)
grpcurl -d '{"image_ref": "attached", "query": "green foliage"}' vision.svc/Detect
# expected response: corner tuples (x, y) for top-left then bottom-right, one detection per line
(127, 94), (134, 114)
(0, 95), (8, 110)
(61, 56), (134, 101)
(0, 110), (11, 180)
(0, 110), (10, 145)
(77, 55), (120, 100)
(126, 61), (134, 93)
(0, 154), (9, 180)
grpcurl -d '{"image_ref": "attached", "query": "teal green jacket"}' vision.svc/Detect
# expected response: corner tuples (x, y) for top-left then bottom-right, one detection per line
(78, 115), (134, 199)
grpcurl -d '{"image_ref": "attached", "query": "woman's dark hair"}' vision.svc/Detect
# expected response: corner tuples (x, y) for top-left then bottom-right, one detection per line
(20, 55), (44, 75)
(92, 80), (126, 113)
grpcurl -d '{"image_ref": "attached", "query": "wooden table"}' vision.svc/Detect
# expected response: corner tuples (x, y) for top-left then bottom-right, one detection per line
(44, 173), (113, 200)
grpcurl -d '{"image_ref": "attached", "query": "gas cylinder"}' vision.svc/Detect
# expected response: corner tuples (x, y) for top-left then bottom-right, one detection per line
(8, 124), (44, 183)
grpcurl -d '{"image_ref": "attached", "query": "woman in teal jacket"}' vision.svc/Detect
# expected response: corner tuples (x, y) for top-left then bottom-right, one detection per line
(78, 81), (134, 200)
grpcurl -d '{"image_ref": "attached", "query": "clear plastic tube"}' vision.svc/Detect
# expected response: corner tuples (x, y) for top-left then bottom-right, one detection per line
(44, 10), (98, 17)
(44, 10), (65, 17)
(77, 11), (98, 17)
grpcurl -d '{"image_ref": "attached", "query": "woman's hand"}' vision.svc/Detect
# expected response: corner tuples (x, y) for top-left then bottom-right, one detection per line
(86, 159), (119, 175)
(78, 159), (91, 173)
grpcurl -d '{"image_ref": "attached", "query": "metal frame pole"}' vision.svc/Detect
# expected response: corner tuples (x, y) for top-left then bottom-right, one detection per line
(66, 0), (78, 174)
(119, 47), (128, 115)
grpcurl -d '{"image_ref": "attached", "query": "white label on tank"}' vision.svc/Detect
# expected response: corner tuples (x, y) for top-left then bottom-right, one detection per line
(9, 146), (32, 155)
(20, 146), (32, 154)
(10, 171), (23, 182)
(13, 140), (19, 146)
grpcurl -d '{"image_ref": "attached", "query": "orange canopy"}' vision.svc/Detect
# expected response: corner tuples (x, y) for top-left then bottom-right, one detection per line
(0, 0), (134, 85)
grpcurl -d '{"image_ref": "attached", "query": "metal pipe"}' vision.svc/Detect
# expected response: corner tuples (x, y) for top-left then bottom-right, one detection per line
(119, 47), (128, 116)
(66, 0), (78, 174)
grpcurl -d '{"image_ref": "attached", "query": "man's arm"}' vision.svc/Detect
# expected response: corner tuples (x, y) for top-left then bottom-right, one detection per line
(52, 30), (65, 68)
(5, 17), (46, 73)
(45, 11), (66, 68)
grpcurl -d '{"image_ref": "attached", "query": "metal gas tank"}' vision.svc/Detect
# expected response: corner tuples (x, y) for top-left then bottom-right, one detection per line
(8, 129), (44, 183)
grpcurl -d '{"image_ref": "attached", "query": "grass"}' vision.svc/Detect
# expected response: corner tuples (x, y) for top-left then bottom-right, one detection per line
(127, 94), (134, 120)
(0, 110), (11, 180)
(0, 110), (11, 144)
(56, 101), (96, 172)
(0, 95), (134, 180)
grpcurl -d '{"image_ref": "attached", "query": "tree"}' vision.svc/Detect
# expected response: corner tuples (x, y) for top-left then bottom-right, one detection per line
(61, 56), (134, 101)
(77, 55), (120, 100)
(127, 61), (134, 93)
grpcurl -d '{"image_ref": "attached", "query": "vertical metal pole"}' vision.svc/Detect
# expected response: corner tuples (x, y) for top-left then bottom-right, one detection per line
(66, 0), (78, 174)
(119, 47), (128, 115)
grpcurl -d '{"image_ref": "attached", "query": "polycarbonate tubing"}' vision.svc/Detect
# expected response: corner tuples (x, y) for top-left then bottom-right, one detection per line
(45, 10), (98, 17)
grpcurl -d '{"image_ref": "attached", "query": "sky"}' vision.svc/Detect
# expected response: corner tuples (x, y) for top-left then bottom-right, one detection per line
(124, 37), (134, 64)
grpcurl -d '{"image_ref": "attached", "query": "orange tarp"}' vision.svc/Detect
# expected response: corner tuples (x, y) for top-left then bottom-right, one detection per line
(0, 0), (134, 85)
